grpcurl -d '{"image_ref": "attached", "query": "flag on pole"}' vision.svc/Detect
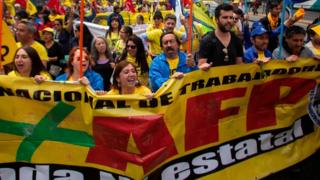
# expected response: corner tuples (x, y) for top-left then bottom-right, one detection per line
(191, 0), (215, 31)
(125, 0), (136, 13)
(26, 0), (37, 15)
(4, 0), (15, 16)
(47, 0), (66, 14)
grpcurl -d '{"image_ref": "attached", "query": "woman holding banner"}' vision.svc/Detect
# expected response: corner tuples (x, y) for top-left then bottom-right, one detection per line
(107, 61), (152, 96)
(8, 46), (52, 83)
(56, 47), (104, 91)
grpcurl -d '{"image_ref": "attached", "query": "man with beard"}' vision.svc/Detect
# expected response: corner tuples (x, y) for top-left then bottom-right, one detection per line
(149, 32), (197, 92)
(198, 3), (243, 71)
(272, 25), (314, 61)
(244, 26), (272, 63)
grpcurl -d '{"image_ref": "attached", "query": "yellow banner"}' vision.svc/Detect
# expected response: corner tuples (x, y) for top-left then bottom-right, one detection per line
(1, 20), (17, 65)
(0, 59), (320, 179)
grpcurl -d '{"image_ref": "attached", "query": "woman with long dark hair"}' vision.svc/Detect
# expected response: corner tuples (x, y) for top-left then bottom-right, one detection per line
(8, 46), (51, 83)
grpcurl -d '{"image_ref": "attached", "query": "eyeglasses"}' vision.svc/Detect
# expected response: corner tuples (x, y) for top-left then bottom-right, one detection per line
(54, 23), (60, 26)
(127, 45), (136, 49)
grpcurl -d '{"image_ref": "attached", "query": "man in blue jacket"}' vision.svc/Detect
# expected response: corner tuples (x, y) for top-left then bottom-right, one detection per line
(244, 25), (272, 63)
(149, 32), (198, 92)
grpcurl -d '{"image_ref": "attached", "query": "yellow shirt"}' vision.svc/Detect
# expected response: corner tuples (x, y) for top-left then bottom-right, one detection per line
(167, 56), (179, 75)
(179, 23), (205, 53)
(114, 39), (126, 56)
(126, 54), (151, 86)
(17, 41), (49, 62)
(146, 23), (164, 32)
(146, 29), (184, 56)
(8, 70), (52, 80)
(257, 51), (266, 60)
(106, 32), (120, 50)
(107, 86), (151, 95)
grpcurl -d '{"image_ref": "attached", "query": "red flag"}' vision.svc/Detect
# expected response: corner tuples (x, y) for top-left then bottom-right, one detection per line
(47, 0), (65, 14)
(15, 0), (27, 8)
(125, 0), (135, 13)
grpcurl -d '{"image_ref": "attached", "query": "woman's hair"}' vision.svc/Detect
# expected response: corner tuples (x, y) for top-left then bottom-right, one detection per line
(112, 61), (140, 91)
(90, 36), (114, 65)
(75, 24), (94, 51)
(66, 47), (92, 75)
(119, 35), (149, 74)
(106, 16), (122, 38)
(13, 46), (46, 77)
(121, 26), (133, 36)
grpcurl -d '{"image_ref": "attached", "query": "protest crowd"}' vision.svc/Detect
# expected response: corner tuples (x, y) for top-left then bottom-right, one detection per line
(1, 0), (320, 178)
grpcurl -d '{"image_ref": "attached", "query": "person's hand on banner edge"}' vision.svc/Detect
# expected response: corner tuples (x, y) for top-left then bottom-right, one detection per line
(96, 90), (107, 95)
(186, 53), (195, 67)
(254, 57), (271, 64)
(171, 72), (184, 79)
(34, 75), (47, 84)
(79, 76), (90, 86)
(145, 93), (154, 100)
(285, 55), (299, 62)
(198, 62), (212, 71)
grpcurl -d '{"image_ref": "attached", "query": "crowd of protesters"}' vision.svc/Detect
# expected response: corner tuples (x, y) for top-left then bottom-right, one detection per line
(1, 0), (320, 96)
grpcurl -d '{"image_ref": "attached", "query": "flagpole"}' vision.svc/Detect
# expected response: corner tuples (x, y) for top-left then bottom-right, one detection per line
(187, 0), (193, 54)
(0, 0), (3, 70)
(79, 0), (85, 77)
(277, 0), (287, 59)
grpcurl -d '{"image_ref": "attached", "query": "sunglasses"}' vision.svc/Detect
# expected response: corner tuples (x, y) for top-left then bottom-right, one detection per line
(127, 45), (136, 49)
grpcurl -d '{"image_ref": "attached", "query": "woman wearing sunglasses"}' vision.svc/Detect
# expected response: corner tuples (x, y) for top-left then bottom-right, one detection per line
(118, 35), (151, 86)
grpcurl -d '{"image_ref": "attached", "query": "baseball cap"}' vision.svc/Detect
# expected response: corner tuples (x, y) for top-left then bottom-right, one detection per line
(42, 27), (54, 34)
(251, 26), (268, 37)
(251, 21), (263, 31)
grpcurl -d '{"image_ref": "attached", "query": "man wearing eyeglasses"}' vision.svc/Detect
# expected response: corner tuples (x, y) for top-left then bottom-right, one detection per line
(149, 32), (197, 92)
(198, 4), (244, 71)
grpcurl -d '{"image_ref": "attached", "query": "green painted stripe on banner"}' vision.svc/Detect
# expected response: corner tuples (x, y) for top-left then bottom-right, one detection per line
(0, 120), (34, 136)
(0, 102), (94, 162)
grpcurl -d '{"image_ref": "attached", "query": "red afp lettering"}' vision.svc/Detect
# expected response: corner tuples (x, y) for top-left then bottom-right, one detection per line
(247, 78), (316, 131)
(185, 88), (247, 151)
(86, 115), (178, 173)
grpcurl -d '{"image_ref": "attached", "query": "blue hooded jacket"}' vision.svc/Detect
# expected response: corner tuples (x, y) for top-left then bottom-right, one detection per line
(149, 52), (198, 92)
(56, 69), (104, 91)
